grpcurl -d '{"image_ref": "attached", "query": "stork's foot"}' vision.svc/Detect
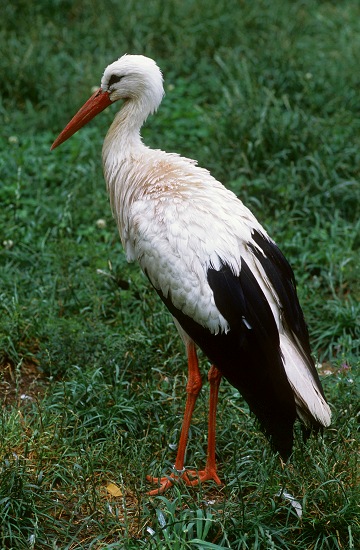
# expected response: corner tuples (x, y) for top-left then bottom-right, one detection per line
(183, 467), (222, 487)
(146, 472), (184, 495)
(146, 467), (222, 495)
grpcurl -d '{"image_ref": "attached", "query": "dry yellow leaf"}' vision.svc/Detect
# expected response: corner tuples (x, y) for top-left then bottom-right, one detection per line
(106, 482), (123, 497)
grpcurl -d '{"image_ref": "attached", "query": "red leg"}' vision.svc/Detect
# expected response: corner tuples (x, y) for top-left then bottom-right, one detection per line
(184, 365), (222, 486)
(147, 341), (202, 495)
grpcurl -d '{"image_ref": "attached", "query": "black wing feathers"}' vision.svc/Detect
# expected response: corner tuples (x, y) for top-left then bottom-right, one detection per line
(207, 259), (297, 458)
(249, 230), (325, 397)
(249, 230), (307, 344)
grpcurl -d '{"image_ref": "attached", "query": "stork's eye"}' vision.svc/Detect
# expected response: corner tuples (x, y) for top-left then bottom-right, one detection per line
(108, 74), (124, 87)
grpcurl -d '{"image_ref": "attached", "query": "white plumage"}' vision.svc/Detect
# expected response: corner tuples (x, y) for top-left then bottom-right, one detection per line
(52, 54), (331, 494)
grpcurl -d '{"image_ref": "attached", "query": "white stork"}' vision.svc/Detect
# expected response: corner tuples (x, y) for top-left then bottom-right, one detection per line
(51, 54), (331, 495)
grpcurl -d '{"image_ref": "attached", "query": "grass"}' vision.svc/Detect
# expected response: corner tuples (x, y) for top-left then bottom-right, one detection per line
(1, 0), (359, 547)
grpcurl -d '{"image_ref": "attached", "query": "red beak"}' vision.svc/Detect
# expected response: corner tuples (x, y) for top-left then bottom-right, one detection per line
(51, 88), (112, 150)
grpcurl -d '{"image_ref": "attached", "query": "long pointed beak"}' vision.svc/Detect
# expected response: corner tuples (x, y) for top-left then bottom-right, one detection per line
(51, 88), (112, 150)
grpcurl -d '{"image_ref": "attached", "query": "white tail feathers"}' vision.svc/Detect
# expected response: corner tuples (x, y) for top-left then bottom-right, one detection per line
(280, 334), (331, 427)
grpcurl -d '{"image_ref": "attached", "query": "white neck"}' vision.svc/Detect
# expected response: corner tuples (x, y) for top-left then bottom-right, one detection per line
(101, 98), (154, 248)
(102, 98), (148, 163)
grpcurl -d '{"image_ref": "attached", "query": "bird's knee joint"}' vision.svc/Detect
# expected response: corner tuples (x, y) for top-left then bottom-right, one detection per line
(208, 365), (222, 385)
(186, 376), (202, 396)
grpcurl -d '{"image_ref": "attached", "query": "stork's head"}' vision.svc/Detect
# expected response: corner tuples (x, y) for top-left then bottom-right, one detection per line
(51, 54), (164, 150)
(101, 54), (164, 109)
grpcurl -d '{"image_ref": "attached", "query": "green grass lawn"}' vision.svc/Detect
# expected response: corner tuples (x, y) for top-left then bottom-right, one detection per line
(1, 1), (359, 548)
